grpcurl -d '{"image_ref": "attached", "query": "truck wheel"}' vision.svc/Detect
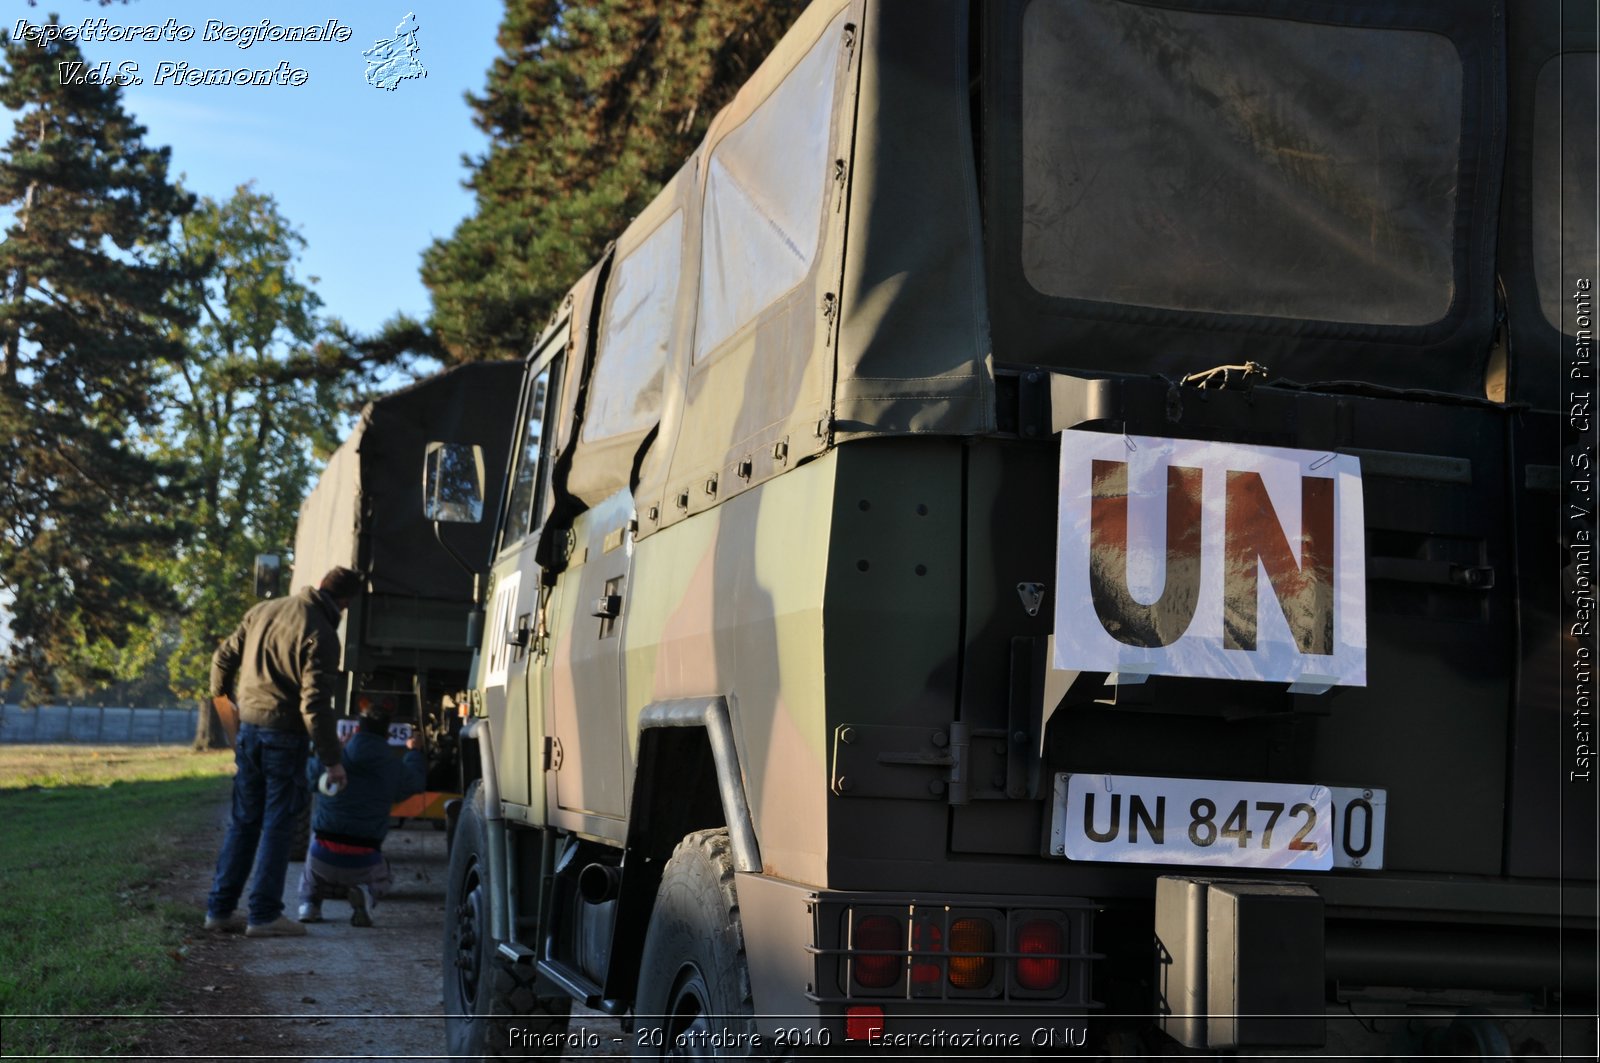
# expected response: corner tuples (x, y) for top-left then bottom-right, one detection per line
(634, 829), (758, 1059)
(444, 781), (570, 1059)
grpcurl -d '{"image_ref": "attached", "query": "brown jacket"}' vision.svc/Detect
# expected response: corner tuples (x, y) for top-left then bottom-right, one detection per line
(210, 587), (344, 765)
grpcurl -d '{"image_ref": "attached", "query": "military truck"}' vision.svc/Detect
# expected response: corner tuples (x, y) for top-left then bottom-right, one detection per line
(290, 360), (521, 819)
(430, 0), (1597, 1056)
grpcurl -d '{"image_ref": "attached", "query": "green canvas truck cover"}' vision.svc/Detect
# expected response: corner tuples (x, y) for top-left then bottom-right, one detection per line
(292, 361), (522, 600)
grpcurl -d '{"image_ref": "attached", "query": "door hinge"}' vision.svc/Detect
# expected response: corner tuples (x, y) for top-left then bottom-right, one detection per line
(542, 736), (563, 772)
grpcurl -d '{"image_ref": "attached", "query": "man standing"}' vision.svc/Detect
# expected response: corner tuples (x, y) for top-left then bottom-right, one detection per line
(205, 566), (364, 937)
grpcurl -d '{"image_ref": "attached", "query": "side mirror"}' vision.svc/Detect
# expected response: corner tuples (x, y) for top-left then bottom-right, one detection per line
(253, 553), (283, 599)
(423, 442), (485, 524)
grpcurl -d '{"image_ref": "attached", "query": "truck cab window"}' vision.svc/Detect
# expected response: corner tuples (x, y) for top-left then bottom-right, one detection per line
(500, 364), (553, 547)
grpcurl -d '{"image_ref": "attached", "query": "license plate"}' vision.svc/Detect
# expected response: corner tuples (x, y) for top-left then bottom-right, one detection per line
(1049, 773), (1386, 871)
(335, 718), (414, 747)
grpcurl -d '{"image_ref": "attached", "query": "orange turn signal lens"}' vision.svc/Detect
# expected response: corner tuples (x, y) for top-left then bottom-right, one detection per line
(947, 917), (994, 989)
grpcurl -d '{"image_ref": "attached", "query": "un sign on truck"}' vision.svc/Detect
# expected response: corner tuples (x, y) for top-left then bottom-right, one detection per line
(1054, 431), (1366, 691)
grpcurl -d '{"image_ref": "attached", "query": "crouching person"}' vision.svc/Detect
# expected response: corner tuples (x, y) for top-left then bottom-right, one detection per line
(297, 708), (426, 927)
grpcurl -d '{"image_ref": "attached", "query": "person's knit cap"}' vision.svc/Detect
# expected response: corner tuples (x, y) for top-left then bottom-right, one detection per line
(319, 566), (365, 600)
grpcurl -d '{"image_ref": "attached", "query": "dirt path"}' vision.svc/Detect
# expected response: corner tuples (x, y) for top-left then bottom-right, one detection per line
(153, 802), (627, 1061)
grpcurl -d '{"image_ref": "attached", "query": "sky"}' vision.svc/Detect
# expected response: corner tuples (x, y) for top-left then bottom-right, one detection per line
(11, 0), (504, 335)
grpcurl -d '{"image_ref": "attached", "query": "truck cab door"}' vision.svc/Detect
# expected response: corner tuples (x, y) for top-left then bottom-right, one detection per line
(479, 329), (566, 818)
(549, 490), (634, 826)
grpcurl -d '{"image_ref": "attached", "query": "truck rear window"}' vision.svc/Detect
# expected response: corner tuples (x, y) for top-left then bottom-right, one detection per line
(1019, 0), (1462, 326)
(1533, 51), (1598, 332)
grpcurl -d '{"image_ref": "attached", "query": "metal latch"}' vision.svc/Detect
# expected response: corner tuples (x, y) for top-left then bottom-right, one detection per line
(1367, 558), (1495, 589)
(831, 723), (968, 802)
(591, 594), (622, 619)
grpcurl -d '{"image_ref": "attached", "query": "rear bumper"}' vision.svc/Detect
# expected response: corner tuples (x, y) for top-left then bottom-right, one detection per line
(737, 873), (1101, 1042)
(735, 869), (1597, 1050)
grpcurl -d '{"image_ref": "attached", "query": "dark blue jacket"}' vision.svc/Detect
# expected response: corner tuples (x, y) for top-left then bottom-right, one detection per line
(306, 731), (426, 845)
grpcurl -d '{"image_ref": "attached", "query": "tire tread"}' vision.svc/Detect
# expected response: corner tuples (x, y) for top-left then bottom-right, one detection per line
(444, 780), (571, 1061)
(634, 828), (761, 1059)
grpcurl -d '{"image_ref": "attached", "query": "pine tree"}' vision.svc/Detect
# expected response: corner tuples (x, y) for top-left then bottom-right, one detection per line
(423, 0), (809, 363)
(0, 26), (200, 695)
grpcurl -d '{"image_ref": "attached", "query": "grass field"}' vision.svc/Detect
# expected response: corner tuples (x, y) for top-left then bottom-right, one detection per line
(0, 743), (234, 790)
(0, 744), (235, 1058)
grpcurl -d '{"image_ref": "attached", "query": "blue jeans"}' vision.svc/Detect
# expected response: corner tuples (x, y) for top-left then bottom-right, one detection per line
(208, 723), (309, 925)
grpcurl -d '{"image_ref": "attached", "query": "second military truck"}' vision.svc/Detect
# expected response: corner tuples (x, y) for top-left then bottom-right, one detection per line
(293, 360), (521, 819)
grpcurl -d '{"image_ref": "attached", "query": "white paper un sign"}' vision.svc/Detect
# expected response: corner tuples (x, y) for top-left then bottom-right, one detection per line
(1053, 431), (1366, 688)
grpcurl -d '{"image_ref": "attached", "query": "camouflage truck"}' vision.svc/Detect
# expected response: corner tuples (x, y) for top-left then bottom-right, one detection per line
(432, 0), (1598, 1056)
(291, 361), (521, 820)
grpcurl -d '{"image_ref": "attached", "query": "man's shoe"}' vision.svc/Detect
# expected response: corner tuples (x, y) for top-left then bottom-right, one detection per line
(297, 902), (322, 923)
(203, 911), (246, 933)
(246, 916), (308, 938)
(348, 885), (373, 928)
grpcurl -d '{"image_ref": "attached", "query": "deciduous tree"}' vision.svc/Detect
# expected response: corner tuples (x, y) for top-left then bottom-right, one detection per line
(154, 186), (369, 698)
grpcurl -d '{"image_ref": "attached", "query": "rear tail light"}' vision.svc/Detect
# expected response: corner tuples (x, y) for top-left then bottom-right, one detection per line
(845, 1005), (884, 1041)
(1016, 918), (1064, 990)
(842, 907), (1077, 1002)
(851, 915), (902, 988)
(910, 920), (943, 986)
(948, 917), (995, 989)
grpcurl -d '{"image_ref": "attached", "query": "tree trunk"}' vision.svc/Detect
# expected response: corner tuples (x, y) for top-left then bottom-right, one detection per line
(192, 696), (231, 750)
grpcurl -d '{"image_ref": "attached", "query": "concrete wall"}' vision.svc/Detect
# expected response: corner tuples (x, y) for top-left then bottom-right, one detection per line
(0, 705), (197, 744)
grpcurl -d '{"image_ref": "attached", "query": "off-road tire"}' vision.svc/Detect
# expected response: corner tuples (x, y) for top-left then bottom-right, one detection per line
(633, 829), (759, 1059)
(443, 781), (571, 1060)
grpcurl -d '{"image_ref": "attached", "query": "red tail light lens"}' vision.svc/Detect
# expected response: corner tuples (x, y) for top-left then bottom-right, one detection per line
(910, 920), (943, 986)
(852, 915), (902, 988)
(845, 1005), (884, 1041)
(1016, 919), (1063, 990)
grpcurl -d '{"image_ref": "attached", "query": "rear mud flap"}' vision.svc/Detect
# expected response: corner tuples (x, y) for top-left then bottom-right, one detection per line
(1154, 876), (1325, 1050)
